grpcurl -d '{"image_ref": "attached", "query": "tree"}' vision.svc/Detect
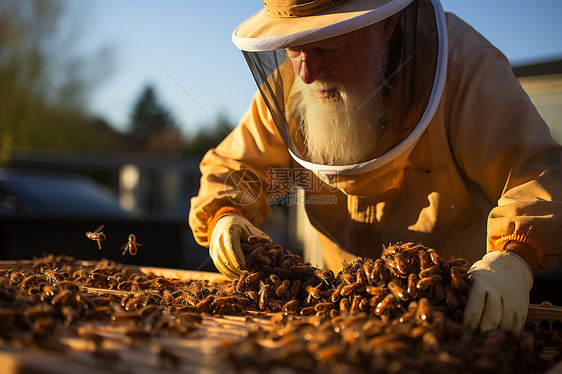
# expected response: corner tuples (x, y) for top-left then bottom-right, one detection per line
(128, 84), (175, 139)
(0, 0), (115, 163)
(183, 112), (235, 157)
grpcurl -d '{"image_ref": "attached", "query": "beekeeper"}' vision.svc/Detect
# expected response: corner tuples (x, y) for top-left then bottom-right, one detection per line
(189, 0), (562, 334)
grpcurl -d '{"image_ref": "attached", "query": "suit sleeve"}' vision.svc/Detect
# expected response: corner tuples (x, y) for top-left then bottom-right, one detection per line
(188, 91), (292, 248)
(445, 17), (562, 274)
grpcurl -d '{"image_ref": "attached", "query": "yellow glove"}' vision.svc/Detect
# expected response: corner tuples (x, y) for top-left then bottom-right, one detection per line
(463, 251), (533, 334)
(209, 214), (272, 278)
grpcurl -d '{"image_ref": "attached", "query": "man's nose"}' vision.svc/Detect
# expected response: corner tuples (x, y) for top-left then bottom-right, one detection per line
(292, 49), (326, 84)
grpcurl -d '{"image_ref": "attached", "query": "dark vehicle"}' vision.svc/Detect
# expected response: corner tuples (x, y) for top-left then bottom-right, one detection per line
(0, 168), (129, 217)
(0, 169), (210, 270)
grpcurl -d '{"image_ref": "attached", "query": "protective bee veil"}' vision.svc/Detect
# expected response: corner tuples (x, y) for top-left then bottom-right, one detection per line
(233, 0), (447, 176)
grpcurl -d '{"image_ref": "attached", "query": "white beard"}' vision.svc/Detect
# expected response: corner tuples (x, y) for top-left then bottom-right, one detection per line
(288, 74), (387, 166)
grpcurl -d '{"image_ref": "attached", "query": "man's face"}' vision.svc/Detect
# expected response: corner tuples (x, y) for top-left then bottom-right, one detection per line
(286, 18), (396, 90)
(285, 19), (397, 165)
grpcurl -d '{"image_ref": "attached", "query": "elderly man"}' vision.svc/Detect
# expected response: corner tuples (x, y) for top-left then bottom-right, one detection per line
(189, 0), (562, 334)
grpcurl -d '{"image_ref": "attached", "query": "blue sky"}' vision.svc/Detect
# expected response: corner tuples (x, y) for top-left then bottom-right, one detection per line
(76, 1), (562, 136)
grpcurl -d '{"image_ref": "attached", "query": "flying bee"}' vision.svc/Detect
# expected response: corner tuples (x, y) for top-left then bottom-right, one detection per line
(121, 234), (142, 255)
(86, 225), (106, 249)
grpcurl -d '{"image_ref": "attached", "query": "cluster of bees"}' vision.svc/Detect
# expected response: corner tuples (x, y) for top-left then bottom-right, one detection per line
(0, 240), (560, 373)
(224, 239), (560, 373)
(0, 254), (235, 367)
(234, 239), (470, 323)
(85, 225), (141, 255)
(225, 309), (554, 373)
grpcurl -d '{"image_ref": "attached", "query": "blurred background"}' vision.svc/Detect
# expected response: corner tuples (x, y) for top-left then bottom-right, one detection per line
(0, 0), (561, 289)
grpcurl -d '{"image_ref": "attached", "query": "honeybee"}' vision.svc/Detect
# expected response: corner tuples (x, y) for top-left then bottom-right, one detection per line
(275, 279), (290, 298)
(340, 283), (358, 297)
(350, 295), (362, 313)
(196, 294), (215, 313)
(43, 268), (65, 285)
(407, 274), (418, 299)
(305, 285), (322, 300)
(121, 234), (142, 255)
(235, 272), (247, 293)
(300, 306), (316, 316)
(388, 281), (408, 301)
(269, 273), (282, 286)
(314, 302), (334, 313)
(415, 297), (432, 322)
(86, 225), (106, 249)
(450, 266), (469, 291)
(244, 271), (263, 285)
(258, 283), (270, 310)
(339, 298), (351, 314)
(331, 283), (344, 303)
(313, 269), (334, 285)
(282, 299), (300, 314)
(375, 294), (397, 316)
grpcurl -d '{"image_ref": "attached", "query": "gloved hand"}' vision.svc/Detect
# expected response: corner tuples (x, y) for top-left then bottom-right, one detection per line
(209, 214), (272, 278)
(463, 250), (533, 334)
